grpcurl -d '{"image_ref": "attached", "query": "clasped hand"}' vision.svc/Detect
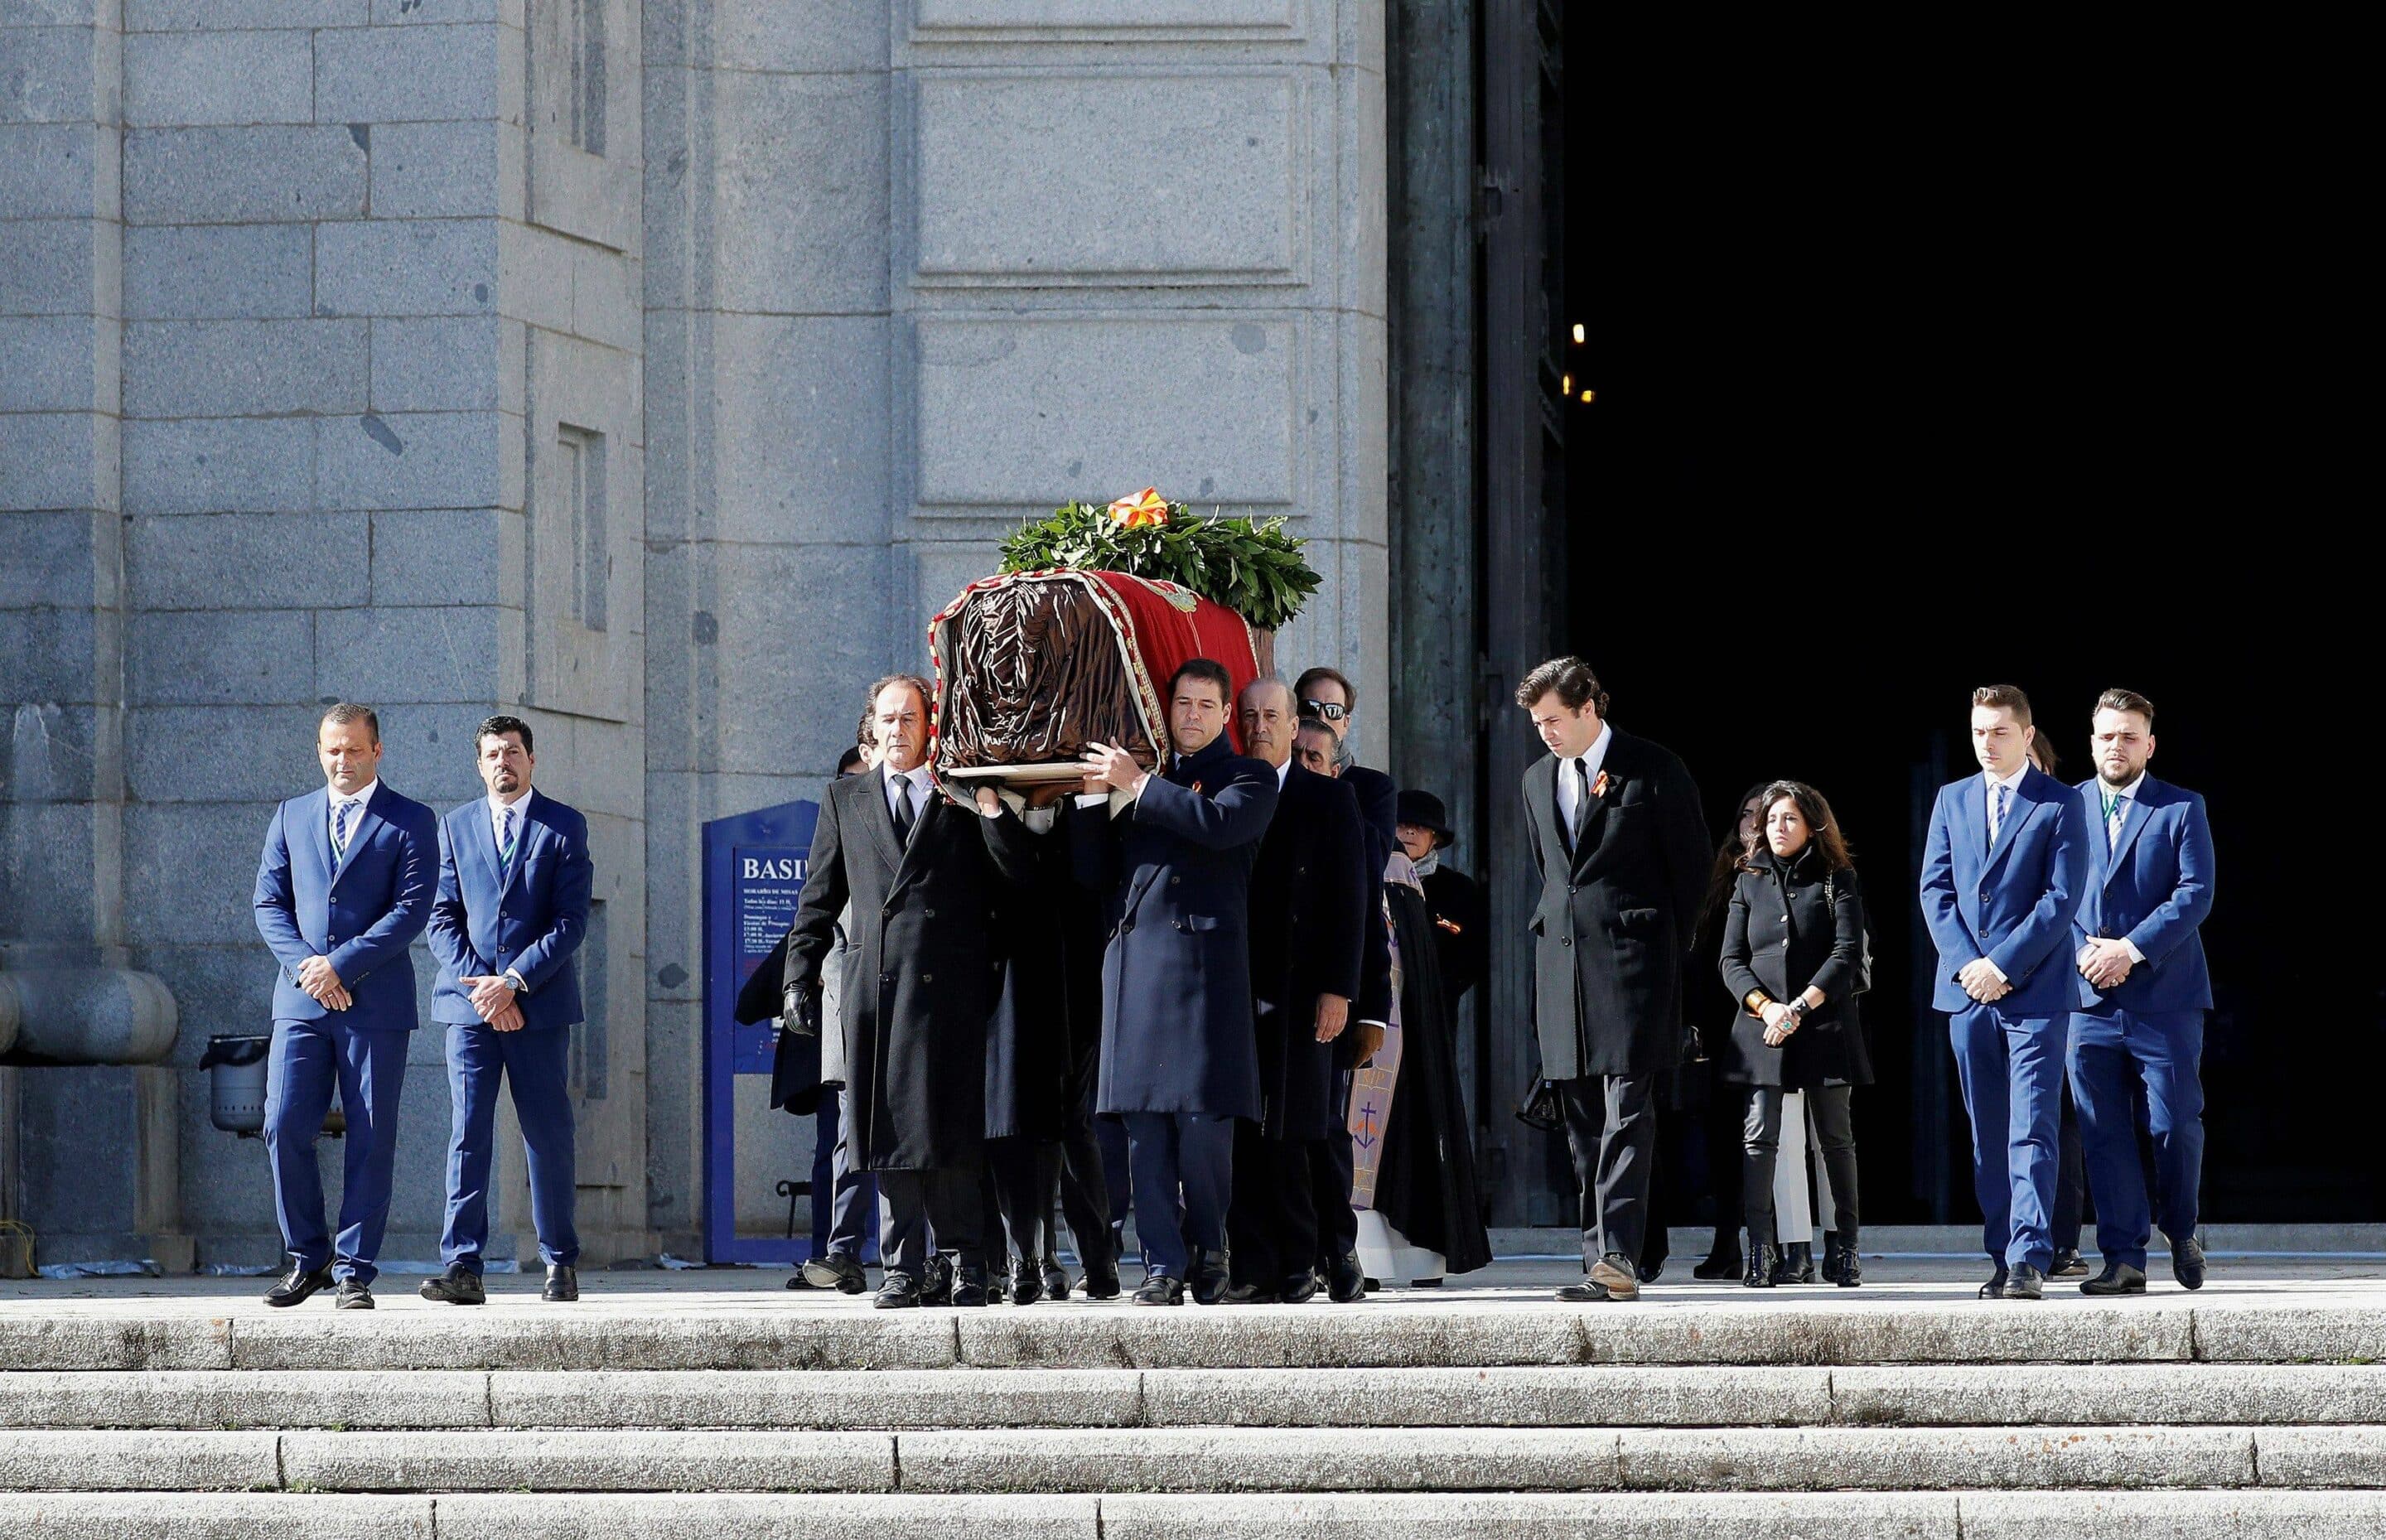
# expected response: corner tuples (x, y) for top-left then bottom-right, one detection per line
(459, 974), (524, 1031)
(297, 955), (352, 1011)
(1760, 999), (1797, 1047)
(2078, 939), (2136, 989)
(1957, 958), (2011, 1003)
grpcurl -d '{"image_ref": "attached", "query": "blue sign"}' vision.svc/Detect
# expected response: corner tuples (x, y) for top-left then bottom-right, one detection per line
(701, 797), (819, 1265)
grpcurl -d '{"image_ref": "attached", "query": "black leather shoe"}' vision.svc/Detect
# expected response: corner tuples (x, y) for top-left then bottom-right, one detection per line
(1324, 1249), (1366, 1303)
(949, 1269), (990, 1308)
(1823, 1235), (1862, 1288)
(2002, 1262), (2046, 1300)
(1772, 1241), (1816, 1285)
(874, 1272), (924, 1309)
(919, 1257), (955, 1306)
(1277, 1270), (1320, 1304)
(2080, 1261), (2147, 1296)
(333, 1280), (374, 1310)
(1076, 1258), (1121, 1301)
(543, 1264), (578, 1302)
(2171, 1233), (2207, 1291)
(1220, 1282), (1278, 1304)
(1554, 1276), (1613, 1301)
(1133, 1272), (1186, 1306)
(419, 1264), (485, 1306)
(264, 1262), (334, 1308)
(1743, 1239), (1778, 1288)
(1693, 1232), (1741, 1281)
(2050, 1248), (2089, 1278)
(802, 1251), (867, 1295)
(1041, 1255), (1071, 1302)
(1190, 1249), (1232, 1306)
(1007, 1260), (1044, 1306)
(1979, 1266), (2009, 1299)
(984, 1268), (1009, 1304)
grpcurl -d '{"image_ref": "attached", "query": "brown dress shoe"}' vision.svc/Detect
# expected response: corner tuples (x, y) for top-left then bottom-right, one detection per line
(1586, 1253), (1640, 1301)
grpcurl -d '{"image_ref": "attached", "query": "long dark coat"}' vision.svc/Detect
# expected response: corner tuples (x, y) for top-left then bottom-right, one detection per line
(1373, 876), (1494, 1275)
(780, 769), (1032, 1171)
(1070, 733), (1278, 1119)
(1344, 761), (1400, 880)
(983, 811), (1087, 1142)
(1418, 862), (1489, 1014)
(1246, 762), (1369, 1140)
(1717, 847), (1872, 1089)
(1522, 729), (1711, 1079)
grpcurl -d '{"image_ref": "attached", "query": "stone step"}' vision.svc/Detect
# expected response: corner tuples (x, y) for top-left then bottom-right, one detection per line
(6, 1301), (2379, 1372)
(5, 1489), (2386, 1539)
(5, 1364), (2385, 1431)
(1, 1425), (2381, 1494)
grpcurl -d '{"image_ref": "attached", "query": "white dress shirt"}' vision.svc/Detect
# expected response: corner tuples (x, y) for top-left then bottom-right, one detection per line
(1553, 721), (1614, 835)
(1983, 762), (2028, 842)
(1274, 758), (1292, 790)
(328, 779), (379, 861)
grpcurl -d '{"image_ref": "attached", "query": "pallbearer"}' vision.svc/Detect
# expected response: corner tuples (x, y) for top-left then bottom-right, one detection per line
(1223, 679), (1371, 1303)
(422, 715), (594, 1305)
(1074, 659), (1278, 1306)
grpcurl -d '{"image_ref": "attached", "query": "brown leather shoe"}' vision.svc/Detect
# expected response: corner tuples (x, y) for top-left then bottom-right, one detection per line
(1587, 1253), (1640, 1301)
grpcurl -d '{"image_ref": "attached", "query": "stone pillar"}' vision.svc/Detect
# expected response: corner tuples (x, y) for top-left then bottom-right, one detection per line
(0, 0), (190, 1270)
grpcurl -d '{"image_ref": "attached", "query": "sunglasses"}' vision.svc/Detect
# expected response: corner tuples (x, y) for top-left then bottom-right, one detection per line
(1298, 699), (1348, 722)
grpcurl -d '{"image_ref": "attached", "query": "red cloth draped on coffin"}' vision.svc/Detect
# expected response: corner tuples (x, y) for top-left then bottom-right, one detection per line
(928, 569), (1269, 789)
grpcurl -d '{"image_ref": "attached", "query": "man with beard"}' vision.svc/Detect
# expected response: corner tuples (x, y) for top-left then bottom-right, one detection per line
(1074, 659), (1278, 1305)
(778, 674), (1034, 1308)
(2067, 689), (2216, 1296)
(1222, 679), (1370, 1302)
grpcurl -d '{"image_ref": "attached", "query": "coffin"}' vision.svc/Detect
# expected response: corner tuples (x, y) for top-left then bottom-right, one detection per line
(929, 568), (1276, 789)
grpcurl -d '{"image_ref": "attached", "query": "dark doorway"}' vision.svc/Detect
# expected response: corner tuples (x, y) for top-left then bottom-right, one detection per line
(1534, 22), (2378, 1226)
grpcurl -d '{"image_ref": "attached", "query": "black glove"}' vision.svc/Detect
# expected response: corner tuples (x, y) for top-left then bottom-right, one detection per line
(781, 984), (821, 1038)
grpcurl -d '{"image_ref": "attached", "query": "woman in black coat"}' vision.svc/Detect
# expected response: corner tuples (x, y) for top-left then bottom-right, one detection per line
(1719, 780), (1870, 1288)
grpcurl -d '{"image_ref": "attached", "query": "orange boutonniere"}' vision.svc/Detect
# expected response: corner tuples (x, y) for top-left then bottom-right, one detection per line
(1591, 770), (1613, 799)
(1191, 780), (1204, 794)
(1105, 487), (1170, 529)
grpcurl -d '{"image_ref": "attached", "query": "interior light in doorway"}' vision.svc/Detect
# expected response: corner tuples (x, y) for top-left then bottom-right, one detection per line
(1571, 323), (1586, 344)
(1579, 389), (1596, 403)
(1561, 374), (1572, 393)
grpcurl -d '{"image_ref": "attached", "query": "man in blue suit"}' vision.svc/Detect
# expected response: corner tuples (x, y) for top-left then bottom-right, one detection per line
(253, 702), (439, 1309)
(420, 714), (594, 1305)
(1075, 658), (1279, 1306)
(2067, 689), (2216, 1296)
(1920, 684), (2092, 1300)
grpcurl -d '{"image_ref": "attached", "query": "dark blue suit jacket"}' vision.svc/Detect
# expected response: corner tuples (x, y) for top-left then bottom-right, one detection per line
(253, 783), (439, 1031)
(2071, 775), (2215, 1013)
(1073, 734), (1278, 1119)
(427, 790), (593, 1031)
(1919, 764), (2091, 1016)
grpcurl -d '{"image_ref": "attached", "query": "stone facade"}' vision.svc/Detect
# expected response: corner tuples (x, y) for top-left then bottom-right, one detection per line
(2, 0), (1389, 1264)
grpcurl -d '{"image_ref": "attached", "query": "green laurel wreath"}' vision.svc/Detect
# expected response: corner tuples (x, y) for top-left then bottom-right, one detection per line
(997, 500), (1322, 630)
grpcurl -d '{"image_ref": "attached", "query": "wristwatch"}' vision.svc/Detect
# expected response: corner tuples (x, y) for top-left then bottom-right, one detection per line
(1785, 999), (1809, 1026)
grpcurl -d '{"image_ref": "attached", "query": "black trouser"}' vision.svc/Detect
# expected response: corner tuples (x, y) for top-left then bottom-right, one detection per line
(1228, 1120), (1322, 1288)
(877, 1166), (982, 1282)
(1740, 1084), (1858, 1248)
(1309, 1069), (1358, 1267)
(1702, 1064), (1745, 1255)
(1558, 1073), (1658, 1266)
(984, 1136), (1061, 1272)
(1054, 1039), (1117, 1275)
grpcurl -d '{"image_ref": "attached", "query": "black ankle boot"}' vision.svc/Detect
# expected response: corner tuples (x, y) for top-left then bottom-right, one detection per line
(1693, 1230), (1741, 1281)
(1744, 1238), (1778, 1287)
(1773, 1240), (1815, 1285)
(1823, 1234), (1862, 1287)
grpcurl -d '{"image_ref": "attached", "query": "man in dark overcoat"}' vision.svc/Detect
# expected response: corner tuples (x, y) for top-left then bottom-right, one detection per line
(1222, 679), (1369, 1302)
(1517, 657), (1710, 1302)
(1073, 658), (1278, 1306)
(780, 673), (1033, 1308)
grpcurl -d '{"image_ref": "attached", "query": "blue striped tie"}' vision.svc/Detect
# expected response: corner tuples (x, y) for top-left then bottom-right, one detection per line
(1992, 782), (2012, 841)
(331, 800), (356, 864)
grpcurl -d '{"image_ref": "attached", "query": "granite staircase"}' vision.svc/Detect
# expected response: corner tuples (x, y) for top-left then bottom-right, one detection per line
(2, 1295), (2384, 1538)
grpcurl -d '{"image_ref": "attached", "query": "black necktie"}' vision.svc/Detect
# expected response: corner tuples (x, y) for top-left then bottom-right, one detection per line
(891, 778), (916, 845)
(1569, 759), (1591, 852)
